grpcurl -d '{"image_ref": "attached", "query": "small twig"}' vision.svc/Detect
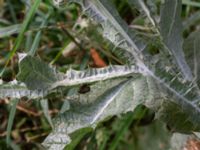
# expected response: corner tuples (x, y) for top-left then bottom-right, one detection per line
(0, 126), (45, 137)
(4, 99), (40, 117)
(129, 25), (152, 31)
(72, 30), (124, 65)
(25, 23), (74, 34)
(26, 132), (49, 142)
(60, 25), (85, 51)
(3, 99), (59, 117)
(96, 46), (124, 65)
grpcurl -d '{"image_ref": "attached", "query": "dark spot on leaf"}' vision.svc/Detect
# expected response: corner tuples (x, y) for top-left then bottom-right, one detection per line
(78, 84), (90, 94)
(11, 33), (18, 38)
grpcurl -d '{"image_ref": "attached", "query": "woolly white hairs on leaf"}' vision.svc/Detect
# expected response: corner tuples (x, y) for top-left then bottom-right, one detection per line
(53, 0), (67, 7)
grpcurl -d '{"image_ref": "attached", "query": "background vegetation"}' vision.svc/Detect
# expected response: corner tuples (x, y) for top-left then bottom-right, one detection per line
(1, 0), (200, 149)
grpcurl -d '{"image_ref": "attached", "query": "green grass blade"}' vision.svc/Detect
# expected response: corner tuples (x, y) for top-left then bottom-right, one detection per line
(108, 114), (134, 150)
(108, 107), (148, 150)
(7, 0), (17, 23)
(0, 24), (21, 38)
(1, 0), (41, 76)
(99, 132), (109, 150)
(40, 99), (54, 129)
(25, 32), (33, 52)
(183, 11), (200, 30)
(6, 99), (19, 145)
(182, 0), (200, 7)
(29, 10), (52, 56)
(50, 41), (70, 65)
(65, 128), (92, 150)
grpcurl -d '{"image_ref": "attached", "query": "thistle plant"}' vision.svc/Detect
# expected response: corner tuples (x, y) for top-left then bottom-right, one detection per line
(1, 0), (200, 149)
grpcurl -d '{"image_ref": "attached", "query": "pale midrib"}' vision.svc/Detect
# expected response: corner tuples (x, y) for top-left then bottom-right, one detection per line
(90, 80), (129, 124)
(167, 0), (178, 40)
(51, 66), (137, 89)
(138, 0), (155, 26)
